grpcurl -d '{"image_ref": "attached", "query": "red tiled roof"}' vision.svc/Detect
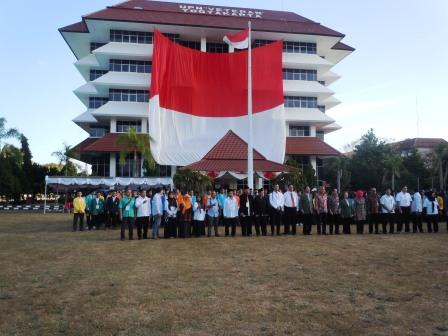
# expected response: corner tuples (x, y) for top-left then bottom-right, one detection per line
(72, 137), (98, 154)
(60, 0), (349, 39)
(187, 130), (292, 172)
(332, 41), (355, 51)
(59, 21), (88, 33)
(82, 133), (146, 152)
(394, 138), (448, 151)
(286, 137), (340, 156)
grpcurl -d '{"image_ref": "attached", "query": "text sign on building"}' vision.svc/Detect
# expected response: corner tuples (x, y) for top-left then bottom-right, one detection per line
(179, 5), (263, 18)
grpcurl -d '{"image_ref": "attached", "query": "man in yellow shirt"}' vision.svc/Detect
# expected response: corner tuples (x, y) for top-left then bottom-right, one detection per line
(73, 191), (86, 231)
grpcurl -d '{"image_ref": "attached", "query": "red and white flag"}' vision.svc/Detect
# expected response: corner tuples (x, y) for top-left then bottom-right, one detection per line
(223, 28), (249, 49)
(149, 31), (285, 166)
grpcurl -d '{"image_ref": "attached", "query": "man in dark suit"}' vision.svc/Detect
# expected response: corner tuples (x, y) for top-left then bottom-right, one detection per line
(106, 190), (120, 229)
(300, 186), (314, 235)
(254, 188), (269, 236)
(239, 186), (254, 236)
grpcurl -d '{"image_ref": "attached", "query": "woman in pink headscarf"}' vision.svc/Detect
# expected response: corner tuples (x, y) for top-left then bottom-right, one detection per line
(354, 190), (367, 234)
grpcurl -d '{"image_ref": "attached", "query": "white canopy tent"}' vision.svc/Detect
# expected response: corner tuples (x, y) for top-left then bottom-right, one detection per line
(44, 176), (173, 214)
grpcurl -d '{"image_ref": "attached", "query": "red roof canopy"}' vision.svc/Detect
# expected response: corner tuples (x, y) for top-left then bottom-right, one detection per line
(285, 137), (340, 156)
(187, 131), (292, 172)
(60, 0), (350, 41)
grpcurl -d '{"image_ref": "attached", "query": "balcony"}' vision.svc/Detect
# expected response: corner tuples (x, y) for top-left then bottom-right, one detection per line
(91, 101), (149, 119)
(285, 108), (335, 126)
(282, 53), (333, 72)
(283, 80), (334, 99)
(92, 71), (150, 89)
(93, 42), (153, 61)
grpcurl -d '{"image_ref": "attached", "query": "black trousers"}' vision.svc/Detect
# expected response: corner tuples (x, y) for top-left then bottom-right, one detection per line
(356, 220), (365, 234)
(426, 215), (439, 233)
(381, 213), (395, 233)
(240, 215), (253, 236)
(163, 217), (177, 238)
(270, 210), (282, 235)
(136, 216), (149, 239)
(121, 217), (135, 240)
(342, 217), (351, 234)
(192, 220), (205, 237)
(368, 213), (380, 234)
(254, 215), (267, 236)
(73, 213), (84, 231)
(92, 214), (103, 229)
(107, 212), (119, 228)
(317, 212), (327, 234)
(302, 213), (313, 235)
(225, 217), (237, 237)
(178, 220), (191, 238)
(398, 206), (411, 232)
(328, 214), (340, 234)
(284, 207), (297, 235)
(412, 212), (423, 232)
(86, 211), (92, 228)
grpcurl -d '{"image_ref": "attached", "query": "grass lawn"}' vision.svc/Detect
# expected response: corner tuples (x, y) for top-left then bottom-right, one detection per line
(0, 213), (447, 336)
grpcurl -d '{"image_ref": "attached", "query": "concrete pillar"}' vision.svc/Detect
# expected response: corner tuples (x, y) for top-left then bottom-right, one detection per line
(310, 155), (317, 172)
(310, 126), (316, 137)
(229, 45), (235, 53)
(109, 153), (116, 177)
(110, 118), (117, 133)
(141, 118), (147, 133)
(200, 37), (206, 52)
(171, 165), (177, 178)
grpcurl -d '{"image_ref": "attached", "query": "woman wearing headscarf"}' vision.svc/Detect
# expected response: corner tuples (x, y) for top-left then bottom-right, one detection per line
(354, 190), (367, 234)
(423, 191), (439, 233)
(164, 191), (178, 238)
(178, 191), (192, 238)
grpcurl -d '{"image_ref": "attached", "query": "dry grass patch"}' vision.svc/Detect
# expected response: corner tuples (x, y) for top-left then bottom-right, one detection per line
(0, 213), (447, 335)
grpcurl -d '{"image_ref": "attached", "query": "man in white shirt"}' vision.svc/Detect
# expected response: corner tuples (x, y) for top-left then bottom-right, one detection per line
(223, 190), (239, 237)
(269, 184), (284, 236)
(135, 189), (151, 240)
(411, 190), (423, 233)
(283, 184), (299, 235)
(380, 188), (396, 234)
(151, 188), (163, 240)
(395, 186), (412, 233)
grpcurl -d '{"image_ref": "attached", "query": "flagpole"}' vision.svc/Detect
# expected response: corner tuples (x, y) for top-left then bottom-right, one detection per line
(247, 21), (254, 192)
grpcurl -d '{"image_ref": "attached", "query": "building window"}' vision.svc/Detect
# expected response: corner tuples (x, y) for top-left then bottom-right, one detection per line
(116, 120), (142, 133)
(316, 131), (325, 141)
(88, 97), (109, 109)
(179, 40), (201, 50)
(283, 41), (317, 54)
(88, 126), (109, 138)
(116, 153), (141, 177)
(163, 33), (180, 42)
(283, 69), (317, 81)
(110, 30), (153, 44)
(90, 42), (105, 52)
(289, 155), (310, 173)
(109, 89), (149, 103)
(91, 154), (110, 177)
(284, 96), (318, 108)
(289, 126), (310, 137)
(109, 59), (151, 73)
(153, 164), (172, 177)
(89, 69), (108, 81)
(317, 105), (326, 113)
(206, 42), (229, 53)
(253, 39), (274, 48)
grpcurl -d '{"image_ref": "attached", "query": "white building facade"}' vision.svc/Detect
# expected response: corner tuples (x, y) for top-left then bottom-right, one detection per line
(60, 0), (353, 179)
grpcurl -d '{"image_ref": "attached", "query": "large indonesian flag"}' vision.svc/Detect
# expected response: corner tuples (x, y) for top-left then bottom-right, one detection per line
(149, 31), (285, 166)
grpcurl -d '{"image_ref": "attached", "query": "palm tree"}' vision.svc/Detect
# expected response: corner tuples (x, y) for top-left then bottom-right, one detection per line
(116, 128), (155, 177)
(383, 151), (403, 192)
(431, 143), (448, 190)
(52, 143), (75, 176)
(0, 117), (21, 151)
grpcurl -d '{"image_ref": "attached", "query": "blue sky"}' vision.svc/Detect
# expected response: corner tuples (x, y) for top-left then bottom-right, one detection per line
(1, 0), (447, 163)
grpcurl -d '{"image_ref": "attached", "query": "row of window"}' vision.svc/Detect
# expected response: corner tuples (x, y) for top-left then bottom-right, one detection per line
(206, 42), (229, 53)
(109, 30), (180, 44)
(109, 89), (149, 103)
(284, 96), (318, 108)
(90, 69), (108, 81)
(90, 42), (105, 52)
(109, 59), (151, 73)
(283, 69), (317, 81)
(89, 97), (109, 109)
(88, 126), (109, 138)
(288, 126), (325, 140)
(253, 40), (317, 54)
(116, 120), (141, 133)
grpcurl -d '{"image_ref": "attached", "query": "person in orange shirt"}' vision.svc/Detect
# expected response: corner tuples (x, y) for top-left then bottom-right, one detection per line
(178, 191), (192, 238)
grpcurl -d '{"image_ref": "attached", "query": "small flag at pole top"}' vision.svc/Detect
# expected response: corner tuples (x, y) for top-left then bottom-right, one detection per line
(223, 28), (249, 49)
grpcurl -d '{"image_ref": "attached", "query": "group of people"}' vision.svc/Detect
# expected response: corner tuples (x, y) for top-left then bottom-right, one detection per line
(71, 185), (447, 241)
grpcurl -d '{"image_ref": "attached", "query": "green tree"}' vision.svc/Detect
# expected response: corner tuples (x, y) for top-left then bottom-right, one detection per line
(430, 142), (448, 190)
(400, 148), (431, 190)
(52, 143), (76, 176)
(322, 156), (351, 192)
(0, 117), (20, 150)
(20, 135), (33, 194)
(116, 128), (155, 177)
(271, 170), (307, 191)
(173, 168), (212, 193)
(382, 146), (403, 192)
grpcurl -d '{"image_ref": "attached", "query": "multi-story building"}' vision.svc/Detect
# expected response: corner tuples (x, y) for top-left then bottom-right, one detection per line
(59, 0), (353, 181)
